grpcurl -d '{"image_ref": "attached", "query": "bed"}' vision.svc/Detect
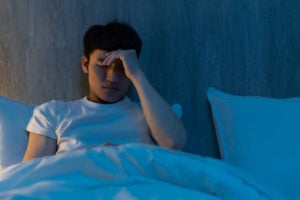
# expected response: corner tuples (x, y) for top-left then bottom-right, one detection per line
(0, 144), (282, 200)
(1, 89), (297, 199)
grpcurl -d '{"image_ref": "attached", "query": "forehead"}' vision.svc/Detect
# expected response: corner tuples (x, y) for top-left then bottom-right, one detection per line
(90, 49), (108, 60)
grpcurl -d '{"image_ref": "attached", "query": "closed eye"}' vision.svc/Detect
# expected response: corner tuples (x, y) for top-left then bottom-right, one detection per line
(96, 63), (108, 68)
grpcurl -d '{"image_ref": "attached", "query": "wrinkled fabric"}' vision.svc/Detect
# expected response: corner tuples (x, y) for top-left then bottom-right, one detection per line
(0, 144), (282, 200)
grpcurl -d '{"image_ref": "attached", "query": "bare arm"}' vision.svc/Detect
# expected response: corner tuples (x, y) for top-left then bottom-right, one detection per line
(104, 50), (187, 149)
(130, 71), (187, 149)
(23, 132), (57, 162)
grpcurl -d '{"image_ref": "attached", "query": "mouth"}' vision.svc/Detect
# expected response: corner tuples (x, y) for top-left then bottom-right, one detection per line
(102, 86), (120, 91)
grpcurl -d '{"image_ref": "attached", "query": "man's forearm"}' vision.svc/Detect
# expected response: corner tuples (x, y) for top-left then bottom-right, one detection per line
(130, 70), (187, 149)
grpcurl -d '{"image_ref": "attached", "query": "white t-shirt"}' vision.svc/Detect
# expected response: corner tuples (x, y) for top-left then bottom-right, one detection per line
(26, 97), (154, 153)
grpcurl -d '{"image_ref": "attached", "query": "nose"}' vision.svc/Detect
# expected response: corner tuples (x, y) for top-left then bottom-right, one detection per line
(106, 71), (119, 82)
(106, 64), (120, 82)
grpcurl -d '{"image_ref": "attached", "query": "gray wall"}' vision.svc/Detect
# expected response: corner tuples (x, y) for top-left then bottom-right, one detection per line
(0, 0), (299, 157)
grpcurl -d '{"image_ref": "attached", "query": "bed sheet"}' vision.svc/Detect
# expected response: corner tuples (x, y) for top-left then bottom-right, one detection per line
(0, 144), (282, 200)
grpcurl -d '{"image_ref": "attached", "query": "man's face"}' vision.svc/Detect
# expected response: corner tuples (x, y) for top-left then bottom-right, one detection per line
(82, 49), (130, 103)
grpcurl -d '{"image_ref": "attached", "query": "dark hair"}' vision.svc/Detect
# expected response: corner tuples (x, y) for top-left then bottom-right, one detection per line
(83, 21), (142, 60)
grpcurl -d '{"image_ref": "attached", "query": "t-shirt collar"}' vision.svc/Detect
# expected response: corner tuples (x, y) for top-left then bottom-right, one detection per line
(81, 96), (130, 110)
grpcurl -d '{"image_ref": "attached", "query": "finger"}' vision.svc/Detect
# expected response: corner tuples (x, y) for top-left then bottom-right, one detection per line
(105, 49), (122, 57)
(103, 50), (125, 65)
(103, 53), (117, 65)
(104, 51), (113, 57)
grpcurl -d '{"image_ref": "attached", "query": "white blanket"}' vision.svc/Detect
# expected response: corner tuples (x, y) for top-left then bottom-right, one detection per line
(0, 144), (281, 200)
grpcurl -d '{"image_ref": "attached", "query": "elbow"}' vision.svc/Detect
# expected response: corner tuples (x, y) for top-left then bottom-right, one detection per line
(159, 129), (187, 150)
(162, 138), (186, 150)
(173, 125), (187, 150)
(172, 131), (187, 150)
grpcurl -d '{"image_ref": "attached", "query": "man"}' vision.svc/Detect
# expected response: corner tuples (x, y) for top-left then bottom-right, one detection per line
(23, 21), (186, 161)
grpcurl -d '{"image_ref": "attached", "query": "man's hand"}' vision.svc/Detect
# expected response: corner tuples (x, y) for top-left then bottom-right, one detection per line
(103, 49), (186, 149)
(103, 49), (142, 80)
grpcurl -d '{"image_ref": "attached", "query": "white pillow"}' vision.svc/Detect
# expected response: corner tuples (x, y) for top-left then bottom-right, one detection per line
(0, 96), (34, 169)
(207, 87), (300, 199)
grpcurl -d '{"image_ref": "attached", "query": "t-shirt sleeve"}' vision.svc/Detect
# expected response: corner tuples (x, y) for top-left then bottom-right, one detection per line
(26, 100), (63, 140)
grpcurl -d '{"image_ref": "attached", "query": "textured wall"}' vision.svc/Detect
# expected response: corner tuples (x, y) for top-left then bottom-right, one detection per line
(0, 0), (299, 157)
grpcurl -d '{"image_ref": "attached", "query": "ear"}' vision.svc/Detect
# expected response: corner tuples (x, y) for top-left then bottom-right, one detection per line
(81, 56), (89, 74)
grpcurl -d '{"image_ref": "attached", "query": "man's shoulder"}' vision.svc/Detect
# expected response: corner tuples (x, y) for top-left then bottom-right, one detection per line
(34, 98), (83, 114)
